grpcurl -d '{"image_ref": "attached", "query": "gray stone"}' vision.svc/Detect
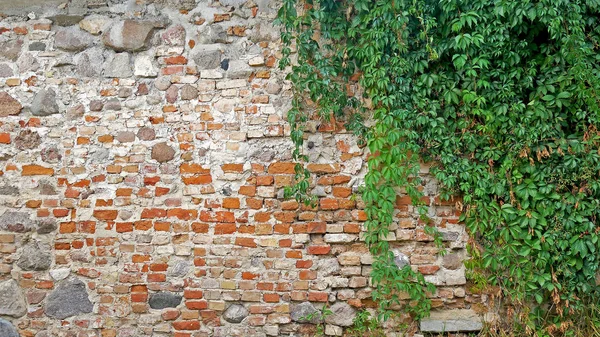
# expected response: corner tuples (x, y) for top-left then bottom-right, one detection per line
(223, 304), (249, 323)
(0, 0), (63, 15)
(0, 39), (24, 61)
(49, 15), (85, 26)
(420, 309), (482, 332)
(17, 240), (52, 271)
(102, 20), (158, 52)
(151, 142), (175, 162)
(197, 25), (227, 44)
(442, 231), (460, 241)
(250, 22), (280, 43)
(89, 148), (110, 164)
(153, 0), (195, 10)
(29, 42), (46, 51)
(180, 84), (198, 100)
(0, 92), (22, 117)
(0, 63), (13, 77)
(317, 258), (340, 276)
(137, 127), (156, 141)
(75, 48), (105, 77)
(116, 131), (135, 143)
(0, 280), (27, 317)
(324, 302), (356, 327)
(162, 24), (186, 46)
(167, 260), (190, 277)
(291, 302), (320, 323)
(227, 60), (252, 79)
(154, 77), (171, 91)
(393, 249), (410, 269)
(105, 99), (122, 111)
(89, 100), (104, 111)
(0, 318), (18, 337)
(148, 292), (182, 309)
(266, 82), (282, 94)
(66, 104), (85, 119)
(15, 130), (42, 150)
(45, 277), (93, 319)
(134, 55), (158, 77)
(443, 253), (462, 270)
(118, 87), (132, 98)
(54, 27), (93, 52)
(17, 53), (40, 73)
(0, 212), (35, 232)
(104, 53), (133, 78)
(31, 89), (60, 116)
(192, 46), (222, 70)
(0, 185), (18, 196)
(36, 218), (57, 234)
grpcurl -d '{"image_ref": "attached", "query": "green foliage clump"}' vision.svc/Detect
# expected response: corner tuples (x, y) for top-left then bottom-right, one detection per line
(278, 0), (600, 333)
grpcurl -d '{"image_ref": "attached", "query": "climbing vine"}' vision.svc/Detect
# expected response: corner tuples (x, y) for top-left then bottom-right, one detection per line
(278, 0), (600, 334)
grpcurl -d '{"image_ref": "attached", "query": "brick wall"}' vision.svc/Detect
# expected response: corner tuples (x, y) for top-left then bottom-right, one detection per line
(0, 1), (485, 336)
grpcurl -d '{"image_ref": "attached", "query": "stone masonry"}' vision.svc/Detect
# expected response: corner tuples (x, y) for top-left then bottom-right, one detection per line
(0, 0), (487, 336)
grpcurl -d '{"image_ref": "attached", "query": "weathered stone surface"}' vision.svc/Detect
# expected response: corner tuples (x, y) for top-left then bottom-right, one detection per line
(0, 280), (27, 317)
(151, 142), (175, 162)
(104, 53), (133, 78)
(0, 92), (22, 117)
(148, 292), (182, 309)
(291, 302), (320, 323)
(31, 89), (60, 116)
(17, 52), (40, 73)
(116, 131), (135, 143)
(50, 268), (71, 281)
(17, 240), (52, 271)
(29, 42), (46, 51)
(223, 304), (248, 323)
(103, 20), (158, 51)
(15, 130), (42, 150)
(66, 104), (85, 119)
(0, 318), (18, 337)
(324, 303), (356, 327)
(192, 46), (222, 70)
(393, 249), (410, 269)
(104, 98), (122, 110)
(443, 253), (462, 270)
(166, 84), (179, 103)
(162, 24), (186, 46)
(0, 63), (14, 77)
(79, 15), (111, 35)
(227, 60), (252, 79)
(36, 218), (57, 234)
(197, 25), (227, 44)
(75, 48), (105, 77)
(49, 15), (85, 26)
(54, 27), (93, 52)
(45, 278), (93, 319)
(134, 55), (158, 77)
(180, 84), (198, 100)
(137, 127), (156, 141)
(89, 100), (104, 111)
(420, 309), (482, 332)
(0, 39), (24, 61)
(41, 146), (62, 163)
(0, 212), (35, 232)
(154, 77), (171, 91)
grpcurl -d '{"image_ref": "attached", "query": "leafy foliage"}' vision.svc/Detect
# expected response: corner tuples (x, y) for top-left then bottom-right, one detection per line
(278, 0), (600, 333)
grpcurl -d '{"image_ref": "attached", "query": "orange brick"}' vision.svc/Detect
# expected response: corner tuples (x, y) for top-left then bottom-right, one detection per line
(263, 293), (280, 303)
(93, 210), (118, 220)
(165, 55), (188, 65)
(141, 208), (166, 219)
(22, 165), (54, 176)
(235, 237), (256, 248)
(222, 197), (240, 209)
(0, 133), (10, 144)
(214, 223), (236, 234)
(238, 185), (256, 196)
(222, 163), (244, 172)
(267, 162), (296, 174)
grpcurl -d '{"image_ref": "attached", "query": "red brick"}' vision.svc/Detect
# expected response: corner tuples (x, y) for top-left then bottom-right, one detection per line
(222, 197), (240, 209)
(167, 208), (197, 220)
(141, 208), (166, 219)
(307, 222), (326, 234)
(296, 260), (313, 269)
(172, 321), (200, 330)
(183, 290), (203, 299)
(214, 223), (236, 234)
(307, 292), (328, 302)
(238, 185), (256, 196)
(185, 300), (207, 310)
(263, 293), (280, 303)
(0, 133), (10, 144)
(320, 198), (339, 210)
(307, 245), (331, 255)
